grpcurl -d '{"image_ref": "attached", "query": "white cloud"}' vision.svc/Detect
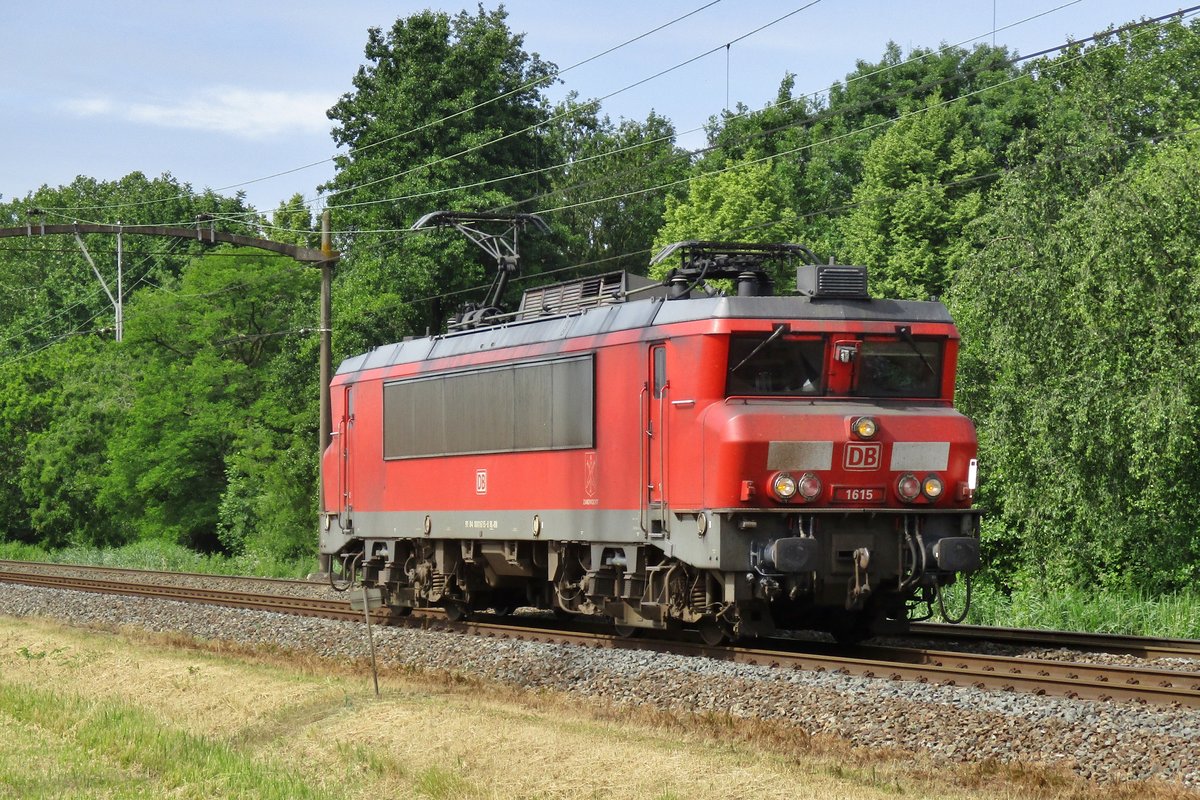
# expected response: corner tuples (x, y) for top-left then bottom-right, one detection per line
(59, 87), (332, 140)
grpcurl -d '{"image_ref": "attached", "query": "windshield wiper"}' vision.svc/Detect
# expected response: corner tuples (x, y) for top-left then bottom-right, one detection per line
(730, 324), (788, 374)
(895, 325), (936, 375)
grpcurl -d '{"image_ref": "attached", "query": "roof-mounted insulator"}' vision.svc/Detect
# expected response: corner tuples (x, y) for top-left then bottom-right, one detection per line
(650, 240), (820, 300)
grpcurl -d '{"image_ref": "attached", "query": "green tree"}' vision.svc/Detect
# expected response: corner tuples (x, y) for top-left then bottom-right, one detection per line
(540, 98), (689, 273)
(949, 17), (1200, 594)
(267, 194), (318, 249)
(840, 95), (992, 299)
(952, 131), (1200, 593)
(322, 6), (557, 347)
(102, 248), (319, 551)
(648, 153), (802, 290)
(702, 74), (813, 165)
(0, 173), (252, 356)
(801, 41), (1022, 256)
(0, 339), (130, 548)
(18, 339), (132, 548)
(0, 174), (255, 549)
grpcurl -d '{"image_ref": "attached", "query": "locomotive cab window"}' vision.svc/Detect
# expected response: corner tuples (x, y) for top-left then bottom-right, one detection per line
(726, 333), (824, 396)
(852, 338), (943, 398)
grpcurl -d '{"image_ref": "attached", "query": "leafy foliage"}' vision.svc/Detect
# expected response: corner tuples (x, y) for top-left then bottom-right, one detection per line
(652, 154), (801, 257)
(322, 6), (558, 347)
(540, 98), (689, 273)
(948, 18), (1200, 593)
(841, 94), (993, 299)
(0, 7), (1198, 607)
(953, 132), (1200, 592)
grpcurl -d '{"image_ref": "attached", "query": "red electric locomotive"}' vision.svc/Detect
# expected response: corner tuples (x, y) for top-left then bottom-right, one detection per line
(319, 238), (980, 643)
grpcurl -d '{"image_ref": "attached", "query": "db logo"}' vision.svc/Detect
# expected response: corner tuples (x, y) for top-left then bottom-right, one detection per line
(844, 443), (882, 471)
(475, 469), (488, 495)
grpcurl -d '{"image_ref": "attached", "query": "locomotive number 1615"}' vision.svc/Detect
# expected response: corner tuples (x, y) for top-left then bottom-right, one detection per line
(833, 486), (886, 503)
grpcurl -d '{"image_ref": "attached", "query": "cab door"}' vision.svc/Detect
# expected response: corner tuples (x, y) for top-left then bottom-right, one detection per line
(337, 384), (355, 528)
(644, 343), (669, 536)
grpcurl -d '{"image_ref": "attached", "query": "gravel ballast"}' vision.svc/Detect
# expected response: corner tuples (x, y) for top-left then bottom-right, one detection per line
(1, 581), (1198, 791)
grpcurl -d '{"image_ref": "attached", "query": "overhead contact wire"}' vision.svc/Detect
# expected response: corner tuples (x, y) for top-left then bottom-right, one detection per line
(34, 1), (728, 217)
(316, 0), (1107, 226)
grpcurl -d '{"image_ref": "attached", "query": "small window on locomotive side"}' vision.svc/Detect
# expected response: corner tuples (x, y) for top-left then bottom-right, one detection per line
(383, 354), (594, 459)
(652, 345), (667, 399)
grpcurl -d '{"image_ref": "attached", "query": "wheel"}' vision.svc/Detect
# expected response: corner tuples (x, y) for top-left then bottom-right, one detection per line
(443, 601), (470, 622)
(613, 622), (640, 638)
(829, 612), (871, 645)
(697, 615), (729, 646)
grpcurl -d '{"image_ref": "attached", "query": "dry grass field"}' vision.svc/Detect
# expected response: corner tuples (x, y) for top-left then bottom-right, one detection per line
(0, 615), (1191, 800)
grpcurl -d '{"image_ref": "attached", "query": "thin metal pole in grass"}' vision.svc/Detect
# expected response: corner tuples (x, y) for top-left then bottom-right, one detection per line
(364, 584), (380, 696)
(352, 584), (383, 696)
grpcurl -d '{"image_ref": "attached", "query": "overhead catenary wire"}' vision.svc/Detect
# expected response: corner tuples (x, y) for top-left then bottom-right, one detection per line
(317, 1), (1181, 235)
(0, 307), (118, 368)
(272, 0), (1087, 221)
(263, 0), (1084, 221)
(14, 3), (1195, 262)
(0, 235), (190, 352)
(31, 0), (1084, 230)
(330, 5), (1190, 240)
(394, 121), (1200, 312)
(0, 255), (316, 366)
(378, 11), (1200, 310)
(7, 50), (1194, 366)
(280, 0), (1086, 225)
(501, 6), (1200, 221)
(31, 1), (729, 218)
(318, 1), (827, 210)
(31, 2), (825, 226)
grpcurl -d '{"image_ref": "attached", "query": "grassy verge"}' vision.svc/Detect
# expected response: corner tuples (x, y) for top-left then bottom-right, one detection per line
(2, 615), (1171, 800)
(0, 540), (316, 579)
(962, 582), (1200, 639)
(0, 683), (319, 799)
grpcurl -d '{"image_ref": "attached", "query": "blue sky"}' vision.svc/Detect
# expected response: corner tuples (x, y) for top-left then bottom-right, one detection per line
(0, 1), (1166, 219)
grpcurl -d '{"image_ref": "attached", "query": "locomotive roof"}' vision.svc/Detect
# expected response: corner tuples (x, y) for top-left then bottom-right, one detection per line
(336, 294), (955, 376)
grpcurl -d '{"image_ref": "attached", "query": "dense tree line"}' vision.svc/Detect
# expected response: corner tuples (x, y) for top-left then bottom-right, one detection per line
(0, 8), (1197, 594)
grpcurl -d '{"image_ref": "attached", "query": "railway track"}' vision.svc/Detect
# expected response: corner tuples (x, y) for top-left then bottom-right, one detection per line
(909, 621), (1200, 661)
(1, 560), (1197, 708)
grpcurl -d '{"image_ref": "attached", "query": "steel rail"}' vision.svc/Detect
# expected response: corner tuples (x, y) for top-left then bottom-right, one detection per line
(5, 561), (1196, 661)
(1, 564), (1198, 708)
(909, 621), (1200, 660)
(0, 570), (350, 618)
(0, 559), (314, 589)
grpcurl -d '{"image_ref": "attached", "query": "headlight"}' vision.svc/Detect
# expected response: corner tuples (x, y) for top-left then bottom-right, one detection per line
(922, 475), (944, 500)
(797, 472), (822, 502)
(896, 473), (921, 502)
(852, 416), (878, 439)
(771, 473), (798, 501)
